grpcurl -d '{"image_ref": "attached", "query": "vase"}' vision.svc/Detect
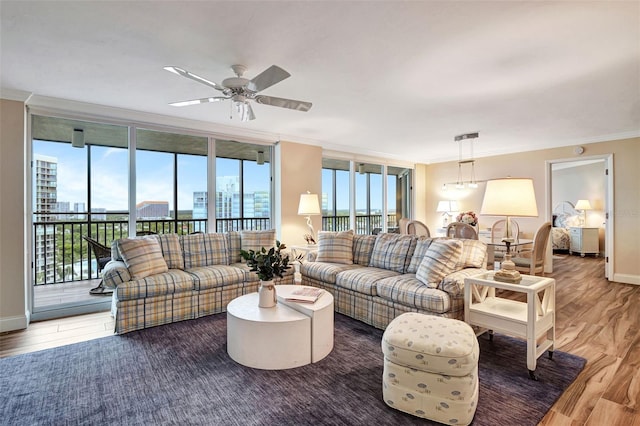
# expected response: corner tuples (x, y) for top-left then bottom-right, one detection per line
(258, 280), (277, 308)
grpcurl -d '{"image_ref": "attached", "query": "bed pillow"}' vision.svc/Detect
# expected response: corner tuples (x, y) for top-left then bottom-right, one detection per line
(416, 239), (463, 288)
(316, 230), (354, 264)
(117, 237), (169, 280)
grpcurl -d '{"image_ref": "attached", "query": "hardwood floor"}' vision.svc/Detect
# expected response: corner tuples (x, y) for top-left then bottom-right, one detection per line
(1, 254), (639, 425)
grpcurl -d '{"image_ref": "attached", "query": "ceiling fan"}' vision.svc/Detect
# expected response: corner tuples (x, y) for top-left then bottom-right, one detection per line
(164, 64), (312, 121)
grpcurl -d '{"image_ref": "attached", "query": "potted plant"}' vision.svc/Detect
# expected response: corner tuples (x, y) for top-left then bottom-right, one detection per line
(240, 241), (299, 308)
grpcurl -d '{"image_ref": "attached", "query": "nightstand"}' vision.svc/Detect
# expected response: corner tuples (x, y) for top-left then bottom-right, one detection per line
(569, 227), (599, 257)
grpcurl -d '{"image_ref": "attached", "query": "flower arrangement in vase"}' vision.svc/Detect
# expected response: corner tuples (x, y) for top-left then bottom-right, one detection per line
(456, 211), (478, 227)
(240, 241), (301, 308)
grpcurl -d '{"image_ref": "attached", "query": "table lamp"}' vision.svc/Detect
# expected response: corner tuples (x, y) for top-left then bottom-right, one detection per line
(298, 191), (321, 244)
(574, 199), (592, 227)
(480, 178), (538, 283)
(436, 200), (459, 228)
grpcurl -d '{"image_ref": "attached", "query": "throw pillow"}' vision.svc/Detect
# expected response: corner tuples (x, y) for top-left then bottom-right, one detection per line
(155, 234), (185, 270)
(456, 239), (487, 269)
(406, 236), (435, 274)
(203, 233), (229, 266)
(117, 237), (169, 280)
(416, 239), (463, 288)
(369, 233), (417, 273)
(352, 234), (377, 266)
(316, 230), (354, 264)
(240, 230), (277, 254)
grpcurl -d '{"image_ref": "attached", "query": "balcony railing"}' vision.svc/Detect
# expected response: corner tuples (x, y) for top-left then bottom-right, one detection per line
(322, 214), (398, 234)
(33, 217), (270, 285)
(33, 214), (397, 286)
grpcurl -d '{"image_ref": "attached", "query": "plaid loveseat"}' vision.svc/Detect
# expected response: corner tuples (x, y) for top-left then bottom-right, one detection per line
(300, 231), (487, 330)
(102, 231), (293, 334)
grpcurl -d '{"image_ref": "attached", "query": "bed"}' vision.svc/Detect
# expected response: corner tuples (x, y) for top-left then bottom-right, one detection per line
(552, 201), (580, 251)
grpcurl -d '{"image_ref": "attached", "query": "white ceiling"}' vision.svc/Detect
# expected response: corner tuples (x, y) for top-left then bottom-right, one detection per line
(1, 1), (638, 164)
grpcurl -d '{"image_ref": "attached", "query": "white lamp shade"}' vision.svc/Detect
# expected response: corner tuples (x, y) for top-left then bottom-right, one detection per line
(436, 200), (459, 213)
(574, 199), (592, 210)
(480, 178), (538, 217)
(298, 193), (321, 216)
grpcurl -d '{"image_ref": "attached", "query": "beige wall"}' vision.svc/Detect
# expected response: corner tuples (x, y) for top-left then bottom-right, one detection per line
(0, 99), (27, 331)
(423, 138), (640, 284)
(275, 141), (323, 247)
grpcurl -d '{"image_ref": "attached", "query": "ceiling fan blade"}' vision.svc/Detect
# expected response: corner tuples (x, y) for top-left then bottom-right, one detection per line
(169, 96), (228, 107)
(254, 95), (312, 112)
(164, 66), (224, 91)
(248, 65), (291, 92)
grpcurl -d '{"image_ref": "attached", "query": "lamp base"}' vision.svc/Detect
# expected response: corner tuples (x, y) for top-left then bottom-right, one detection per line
(494, 268), (522, 284)
(493, 253), (522, 284)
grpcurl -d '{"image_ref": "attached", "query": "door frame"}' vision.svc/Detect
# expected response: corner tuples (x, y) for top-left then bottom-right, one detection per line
(545, 154), (613, 280)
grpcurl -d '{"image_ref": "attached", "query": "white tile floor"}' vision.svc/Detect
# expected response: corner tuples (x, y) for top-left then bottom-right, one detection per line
(33, 279), (110, 307)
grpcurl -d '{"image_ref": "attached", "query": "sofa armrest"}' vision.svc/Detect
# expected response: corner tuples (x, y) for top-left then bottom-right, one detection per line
(440, 268), (487, 297)
(102, 260), (131, 288)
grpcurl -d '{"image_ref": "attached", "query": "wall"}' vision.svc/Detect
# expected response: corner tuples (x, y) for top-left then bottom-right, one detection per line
(275, 141), (322, 247)
(0, 99), (27, 332)
(423, 138), (640, 284)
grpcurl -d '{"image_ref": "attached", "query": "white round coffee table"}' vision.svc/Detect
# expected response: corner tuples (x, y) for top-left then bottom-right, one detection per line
(226, 285), (334, 370)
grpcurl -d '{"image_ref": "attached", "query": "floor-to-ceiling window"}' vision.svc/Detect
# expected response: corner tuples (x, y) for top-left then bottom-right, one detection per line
(215, 140), (271, 232)
(321, 159), (350, 231)
(322, 158), (412, 234)
(30, 114), (273, 319)
(135, 128), (209, 234)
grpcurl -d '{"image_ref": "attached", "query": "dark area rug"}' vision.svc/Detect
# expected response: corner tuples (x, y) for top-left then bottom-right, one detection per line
(0, 313), (585, 425)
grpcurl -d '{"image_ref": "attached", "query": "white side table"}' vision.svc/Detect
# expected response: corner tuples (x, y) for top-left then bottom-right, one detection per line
(289, 245), (319, 283)
(464, 272), (555, 380)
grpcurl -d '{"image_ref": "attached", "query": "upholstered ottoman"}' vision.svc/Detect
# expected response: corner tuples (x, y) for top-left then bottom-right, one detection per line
(382, 312), (479, 425)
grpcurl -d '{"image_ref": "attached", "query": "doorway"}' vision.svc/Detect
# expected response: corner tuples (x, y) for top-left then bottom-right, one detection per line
(546, 154), (613, 280)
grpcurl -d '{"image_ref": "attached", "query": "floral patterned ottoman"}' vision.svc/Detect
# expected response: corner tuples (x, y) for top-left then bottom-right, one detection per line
(381, 312), (479, 425)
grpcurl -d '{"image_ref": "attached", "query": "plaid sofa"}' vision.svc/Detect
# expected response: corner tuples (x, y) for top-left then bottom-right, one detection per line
(102, 231), (293, 334)
(300, 232), (487, 330)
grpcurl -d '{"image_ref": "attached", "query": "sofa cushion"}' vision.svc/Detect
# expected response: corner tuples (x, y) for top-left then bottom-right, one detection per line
(316, 230), (354, 264)
(155, 234), (185, 270)
(352, 234), (377, 266)
(240, 229), (277, 254)
(300, 261), (361, 284)
(186, 265), (246, 291)
(416, 239), (463, 288)
(181, 233), (229, 268)
(227, 231), (242, 264)
(369, 233), (417, 273)
(335, 267), (399, 296)
(376, 274), (452, 313)
(115, 270), (195, 301)
(457, 239), (487, 269)
(441, 268), (487, 297)
(406, 237), (435, 274)
(117, 237), (169, 280)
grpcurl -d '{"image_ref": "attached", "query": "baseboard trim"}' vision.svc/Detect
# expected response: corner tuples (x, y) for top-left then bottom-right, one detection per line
(0, 314), (28, 333)
(612, 273), (640, 286)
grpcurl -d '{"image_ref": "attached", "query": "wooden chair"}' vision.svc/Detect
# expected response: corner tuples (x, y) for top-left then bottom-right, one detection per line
(398, 218), (410, 235)
(491, 219), (521, 260)
(406, 220), (431, 237)
(511, 222), (552, 276)
(83, 235), (113, 295)
(446, 222), (478, 240)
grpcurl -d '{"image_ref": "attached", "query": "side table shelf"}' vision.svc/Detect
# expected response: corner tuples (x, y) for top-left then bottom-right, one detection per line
(464, 272), (556, 380)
